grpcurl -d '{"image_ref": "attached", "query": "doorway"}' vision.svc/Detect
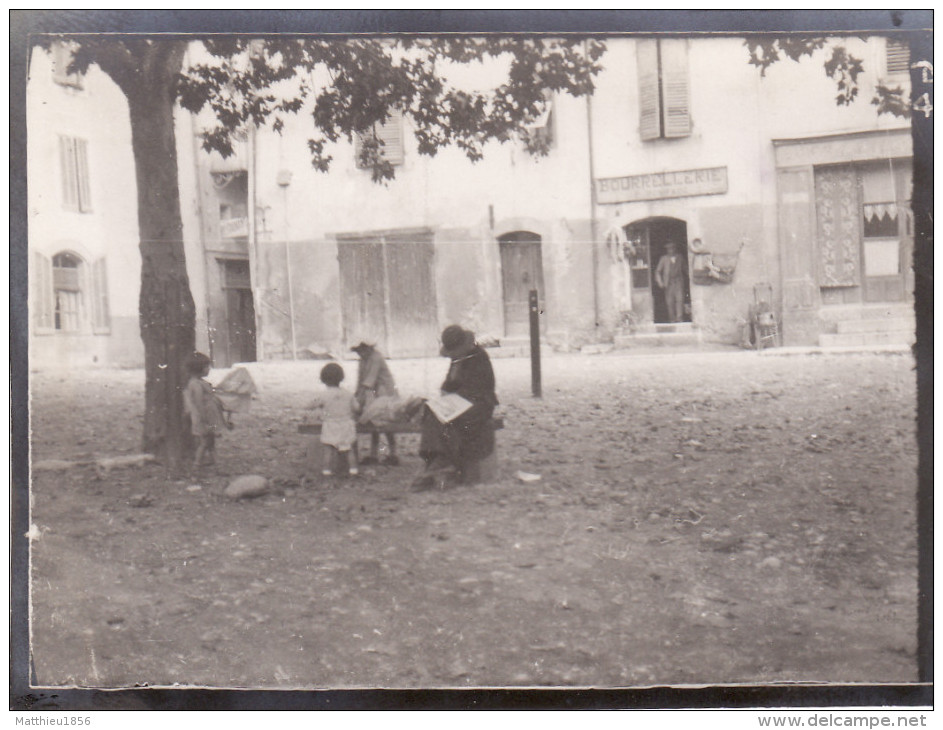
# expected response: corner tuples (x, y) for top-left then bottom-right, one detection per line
(623, 217), (691, 325)
(336, 230), (439, 357)
(498, 231), (546, 337)
(219, 258), (257, 365)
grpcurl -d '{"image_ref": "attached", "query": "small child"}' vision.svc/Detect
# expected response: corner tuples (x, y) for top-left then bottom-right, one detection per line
(308, 362), (361, 477)
(182, 352), (229, 472)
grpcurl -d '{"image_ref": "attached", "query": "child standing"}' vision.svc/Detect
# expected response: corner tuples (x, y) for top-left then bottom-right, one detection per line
(308, 362), (360, 477)
(182, 352), (229, 472)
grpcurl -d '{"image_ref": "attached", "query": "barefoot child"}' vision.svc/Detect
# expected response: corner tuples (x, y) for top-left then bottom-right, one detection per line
(182, 352), (229, 472)
(308, 362), (361, 477)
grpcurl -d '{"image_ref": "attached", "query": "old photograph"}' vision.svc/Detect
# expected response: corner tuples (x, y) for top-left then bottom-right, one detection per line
(14, 10), (931, 708)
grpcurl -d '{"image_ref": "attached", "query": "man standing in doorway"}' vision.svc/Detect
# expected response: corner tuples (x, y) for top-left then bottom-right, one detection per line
(655, 241), (686, 323)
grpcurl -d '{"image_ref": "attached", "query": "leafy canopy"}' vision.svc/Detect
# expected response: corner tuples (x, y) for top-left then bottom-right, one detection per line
(175, 36), (606, 182)
(744, 35), (911, 118)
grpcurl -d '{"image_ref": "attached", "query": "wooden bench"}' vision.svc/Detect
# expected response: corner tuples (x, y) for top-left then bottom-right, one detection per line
(298, 418), (504, 483)
(297, 418), (504, 435)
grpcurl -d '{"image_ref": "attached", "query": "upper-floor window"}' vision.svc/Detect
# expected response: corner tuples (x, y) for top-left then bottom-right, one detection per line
(59, 135), (92, 213)
(51, 41), (84, 89)
(355, 110), (405, 168)
(523, 92), (555, 154)
(637, 38), (691, 140)
(884, 38), (910, 77)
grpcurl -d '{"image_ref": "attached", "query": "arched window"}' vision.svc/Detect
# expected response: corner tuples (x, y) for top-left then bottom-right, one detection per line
(32, 250), (109, 335)
(52, 252), (82, 331)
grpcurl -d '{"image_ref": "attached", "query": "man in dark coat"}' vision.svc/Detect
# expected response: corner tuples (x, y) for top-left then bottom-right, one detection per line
(655, 241), (687, 323)
(413, 325), (498, 489)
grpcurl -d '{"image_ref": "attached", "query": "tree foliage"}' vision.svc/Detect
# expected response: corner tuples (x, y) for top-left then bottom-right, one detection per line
(744, 35), (911, 118)
(176, 36), (605, 182)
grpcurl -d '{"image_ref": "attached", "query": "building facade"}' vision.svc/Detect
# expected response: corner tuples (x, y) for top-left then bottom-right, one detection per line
(29, 36), (914, 370)
(27, 43), (209, 369)
(196, 35), (912, 364)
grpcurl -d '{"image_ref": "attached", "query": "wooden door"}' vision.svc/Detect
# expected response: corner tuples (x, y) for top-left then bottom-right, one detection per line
(337, 239), (388, 350)
(226, 288), (257, 364)
(625, 225), (653, 325)
(219, 258), (257, 366)
(499, 232), (545, 337)
(384, 235), (439, 357)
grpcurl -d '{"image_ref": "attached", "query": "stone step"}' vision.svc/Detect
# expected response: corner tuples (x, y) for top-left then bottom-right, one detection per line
(836, 317), (915, 334)
(820, 303), (914, 321)
(818, 330), (915, 348)
(614, 330), (703, 349)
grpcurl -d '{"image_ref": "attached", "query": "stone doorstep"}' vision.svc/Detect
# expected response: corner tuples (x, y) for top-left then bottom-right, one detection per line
(613, 330), (704, 349)
(819, 303), (915, 321)
(818, 330), (916, 348)
(836, 317), (916, 334)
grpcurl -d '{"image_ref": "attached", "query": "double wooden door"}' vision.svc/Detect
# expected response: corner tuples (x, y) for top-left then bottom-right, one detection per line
(337, 231), (439, 357)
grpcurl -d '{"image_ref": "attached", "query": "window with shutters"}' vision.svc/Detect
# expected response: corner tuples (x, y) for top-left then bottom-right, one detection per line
(52, 252), (83, 332)
(884, 38), (910, 77)
(51, 41), (84, 89)
(523, 92), (555, 154)
(355, 111), (405, 168)
(637, 38), (691, 141)
(32, 250), (110, 335)
(59, 136), (92, 212)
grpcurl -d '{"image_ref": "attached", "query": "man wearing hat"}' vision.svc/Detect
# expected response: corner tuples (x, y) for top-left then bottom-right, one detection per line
(414, 325), (499, 489)
(351, 339), (399, 465)
(654, 240), (687, 323)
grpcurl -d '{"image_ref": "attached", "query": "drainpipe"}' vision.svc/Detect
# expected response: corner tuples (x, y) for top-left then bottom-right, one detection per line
(277, 172), (298, 360)
(585, 79), (600, 334)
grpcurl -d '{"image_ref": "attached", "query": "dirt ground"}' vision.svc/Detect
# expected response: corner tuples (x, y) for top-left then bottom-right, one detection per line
(26, 348), (919, 689)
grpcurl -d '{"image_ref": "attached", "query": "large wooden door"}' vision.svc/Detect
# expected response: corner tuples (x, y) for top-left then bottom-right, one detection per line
(337, 232), (439, 357)
(499, 232), (545, 337)
(220, 258), (257, 366)
(385, 234), (439, 357)
(337, 239), (388, 350)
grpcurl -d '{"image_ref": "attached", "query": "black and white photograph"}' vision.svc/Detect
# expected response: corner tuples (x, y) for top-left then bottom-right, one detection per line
(11, 10), (932, 712)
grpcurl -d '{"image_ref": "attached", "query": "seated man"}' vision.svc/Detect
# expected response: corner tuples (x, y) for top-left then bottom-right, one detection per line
(413, 325), (498, 489)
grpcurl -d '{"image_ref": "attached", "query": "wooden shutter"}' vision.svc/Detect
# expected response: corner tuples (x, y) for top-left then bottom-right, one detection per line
(75, 138), (92, 212)
(59, 136), (78, 210)
(32, 251), (55, 333)
(356, 111), (404, 167)
(660, 39), (691, 138)
(91, 257), (110, 333)
(885, 39), (910, 76)
(637, 40), (661, 140)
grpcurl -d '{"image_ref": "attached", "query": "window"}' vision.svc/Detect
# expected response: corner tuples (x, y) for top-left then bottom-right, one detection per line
(523, 93), (555, 153)
(59, 136), (92, 212)
(355, 111), (405, 168)
(637, 38), (691, 140)
(885, 38), (910, 77)
(51, 41), (83, 89)
(32, 250), (110, 334)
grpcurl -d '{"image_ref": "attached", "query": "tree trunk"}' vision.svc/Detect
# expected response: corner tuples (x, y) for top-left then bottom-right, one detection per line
(123, 43), (196, 468)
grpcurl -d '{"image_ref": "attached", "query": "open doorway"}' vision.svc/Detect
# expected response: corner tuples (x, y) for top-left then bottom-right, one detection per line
(623, 217), (691, 325)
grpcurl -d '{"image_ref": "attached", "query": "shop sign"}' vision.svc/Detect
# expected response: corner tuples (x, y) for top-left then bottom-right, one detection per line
(596, 166), (728, 204)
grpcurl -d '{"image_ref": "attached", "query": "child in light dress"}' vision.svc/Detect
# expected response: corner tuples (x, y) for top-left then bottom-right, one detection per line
(182, 352), (230, 472)
(308, 362), (361, 477)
